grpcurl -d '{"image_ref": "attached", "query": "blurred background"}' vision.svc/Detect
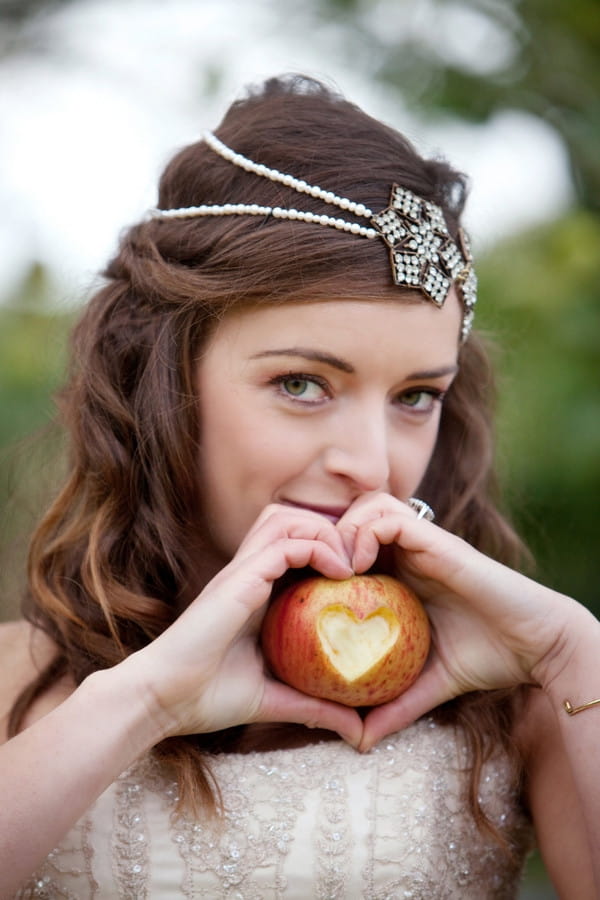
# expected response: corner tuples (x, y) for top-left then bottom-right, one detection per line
(0, 2), (598, 895)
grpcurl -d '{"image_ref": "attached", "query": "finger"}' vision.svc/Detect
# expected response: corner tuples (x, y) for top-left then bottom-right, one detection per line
(186, 537), (354, 645)
(258, 680), (364, 749)
(349, 515), (417, 574)
(336, 494), (419, 568)
(236, 536), (355, 599)
(238, 504), (352, 568)
(350, 512), (453, 577)
(358, 658), (455, 752)
(335, 491), (404, 532)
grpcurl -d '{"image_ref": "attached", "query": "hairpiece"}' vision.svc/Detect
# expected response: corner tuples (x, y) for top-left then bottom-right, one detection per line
(149, 131), (477, 340)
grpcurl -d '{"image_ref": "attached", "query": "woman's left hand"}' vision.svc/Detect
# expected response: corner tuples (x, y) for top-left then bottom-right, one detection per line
(334, 493), (593, 751)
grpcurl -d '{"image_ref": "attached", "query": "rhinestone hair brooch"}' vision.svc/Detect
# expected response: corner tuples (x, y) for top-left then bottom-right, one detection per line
(149, 130), (478, 340)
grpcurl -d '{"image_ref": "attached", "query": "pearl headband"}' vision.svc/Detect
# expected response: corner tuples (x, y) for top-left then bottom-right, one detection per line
(149, 131), (477, 340)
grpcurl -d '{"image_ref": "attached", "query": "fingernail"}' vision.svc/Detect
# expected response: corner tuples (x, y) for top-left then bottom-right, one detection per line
(338, 732), (360, 750)
(339, 558), (354, 576)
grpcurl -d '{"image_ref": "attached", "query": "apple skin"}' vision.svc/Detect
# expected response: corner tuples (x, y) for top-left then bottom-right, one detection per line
(261, 574), (430, 707)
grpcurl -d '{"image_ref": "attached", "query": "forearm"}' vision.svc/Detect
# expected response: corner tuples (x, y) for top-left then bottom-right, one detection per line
(0, 663), (165, 896)
(540, 607), (600, 885)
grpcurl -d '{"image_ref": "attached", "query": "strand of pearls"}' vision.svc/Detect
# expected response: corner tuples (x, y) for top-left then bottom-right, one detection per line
(148, 203), (378, 238)
(147, 129), (476, 340)
(203, 131), (374, 219)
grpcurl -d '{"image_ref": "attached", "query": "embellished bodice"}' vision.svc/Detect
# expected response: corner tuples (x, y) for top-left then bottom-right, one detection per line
(16, 718), (534, 898)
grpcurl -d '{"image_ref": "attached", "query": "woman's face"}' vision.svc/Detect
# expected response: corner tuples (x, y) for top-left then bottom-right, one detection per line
(196, 293), (462, 558)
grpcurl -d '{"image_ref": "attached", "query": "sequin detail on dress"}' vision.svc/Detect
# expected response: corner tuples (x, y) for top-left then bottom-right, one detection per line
(14, 817), (97, 899)
(16, 718), (534, 898)
(112, 767), (151, 897)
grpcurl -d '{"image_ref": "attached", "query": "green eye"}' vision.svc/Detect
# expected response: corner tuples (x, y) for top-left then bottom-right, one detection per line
(399, 389), (444, 412)
(283, 377), (310, 396)
(271, 373), (329, 403)
(403, 391), (427, 407)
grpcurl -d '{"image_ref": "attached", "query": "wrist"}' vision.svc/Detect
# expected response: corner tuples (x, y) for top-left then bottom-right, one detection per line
(82, 657), (172, 757)
(532, 601), (600, 714)
(102, 647), (194, 744)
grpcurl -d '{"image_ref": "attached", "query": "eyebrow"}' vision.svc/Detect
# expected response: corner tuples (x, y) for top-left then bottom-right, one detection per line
(407, 364), (459, 379)
(249, 347), (459, 380)
(250, 348), (355, 373)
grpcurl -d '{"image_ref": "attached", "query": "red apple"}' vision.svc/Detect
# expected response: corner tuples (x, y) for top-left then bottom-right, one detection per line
(261, 574), (430, 707)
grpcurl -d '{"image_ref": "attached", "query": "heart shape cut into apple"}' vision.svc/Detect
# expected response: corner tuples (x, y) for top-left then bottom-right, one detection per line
(261, 574), (430, 707)
(317, 605), (400, 681)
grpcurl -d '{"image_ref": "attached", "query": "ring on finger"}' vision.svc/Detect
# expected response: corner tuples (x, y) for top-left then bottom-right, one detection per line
(407, 497), (435, 522)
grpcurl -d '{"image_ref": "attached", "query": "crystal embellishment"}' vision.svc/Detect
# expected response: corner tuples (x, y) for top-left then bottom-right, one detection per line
(372, 185), (476, 323)
(151, 132), (478, 340)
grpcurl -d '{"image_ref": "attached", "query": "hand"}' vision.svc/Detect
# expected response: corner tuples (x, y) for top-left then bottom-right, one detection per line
(335, 492), (587, 750)
(121, 504), (364, 747)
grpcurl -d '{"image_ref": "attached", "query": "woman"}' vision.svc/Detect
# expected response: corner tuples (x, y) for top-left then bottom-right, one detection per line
(1, 75), (598, 897)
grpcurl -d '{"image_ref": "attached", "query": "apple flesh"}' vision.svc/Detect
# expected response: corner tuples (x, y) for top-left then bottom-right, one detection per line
(261, 574), (430, 707)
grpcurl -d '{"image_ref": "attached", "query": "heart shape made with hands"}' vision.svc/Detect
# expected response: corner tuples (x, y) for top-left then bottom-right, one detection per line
(261, 574), (431, 707)
(318, 606), (399, 680)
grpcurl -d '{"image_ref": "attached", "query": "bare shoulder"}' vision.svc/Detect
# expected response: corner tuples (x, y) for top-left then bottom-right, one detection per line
(0, 620), (59, 742)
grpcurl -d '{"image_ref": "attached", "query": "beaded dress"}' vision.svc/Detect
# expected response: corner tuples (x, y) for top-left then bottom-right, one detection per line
(16, 717), (534, 899)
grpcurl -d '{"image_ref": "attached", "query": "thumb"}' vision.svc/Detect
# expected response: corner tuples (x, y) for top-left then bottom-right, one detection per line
(259, 681), (364, 749)
(359, 659), (455, 752)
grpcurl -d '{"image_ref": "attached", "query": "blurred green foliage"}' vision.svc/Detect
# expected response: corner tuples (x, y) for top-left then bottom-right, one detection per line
(0, 1), (597, 614)
(0, 220), (590, 900)
(308, 0), (600, 213)
(478, 211), (600, 616)
(0, 265), (69, 445)
(0, 264), (71, 620)
(1, 210), (598, 624)
(0, 4), (595, 895)
(299, 0), (600, 618)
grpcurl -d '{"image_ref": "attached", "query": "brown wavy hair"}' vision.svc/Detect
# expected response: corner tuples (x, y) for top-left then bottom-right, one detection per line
(11, 75), (530, 840)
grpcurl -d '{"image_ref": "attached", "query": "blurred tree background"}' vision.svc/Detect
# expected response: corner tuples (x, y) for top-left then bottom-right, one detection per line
(1, 1), (597, 896)
(0, 264), (71, 616)
(2, 0), (597, 619)
(300, 0), (600, 618)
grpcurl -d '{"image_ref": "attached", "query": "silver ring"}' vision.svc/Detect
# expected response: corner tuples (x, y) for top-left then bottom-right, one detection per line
(408, 497), (435, 522)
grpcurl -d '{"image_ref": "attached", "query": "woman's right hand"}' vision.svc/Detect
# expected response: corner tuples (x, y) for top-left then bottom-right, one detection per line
(0, 506), (362, 895)
(119, 504), (364, 747)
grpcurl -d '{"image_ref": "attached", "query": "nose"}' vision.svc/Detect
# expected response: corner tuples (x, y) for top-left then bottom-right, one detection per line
(322, 406), (391, 492)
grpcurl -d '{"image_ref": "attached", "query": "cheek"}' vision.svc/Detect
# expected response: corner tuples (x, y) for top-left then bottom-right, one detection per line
(390, 423), (441, 499)
(199, 405), (300, 515)
(200, 391), (267, 483)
